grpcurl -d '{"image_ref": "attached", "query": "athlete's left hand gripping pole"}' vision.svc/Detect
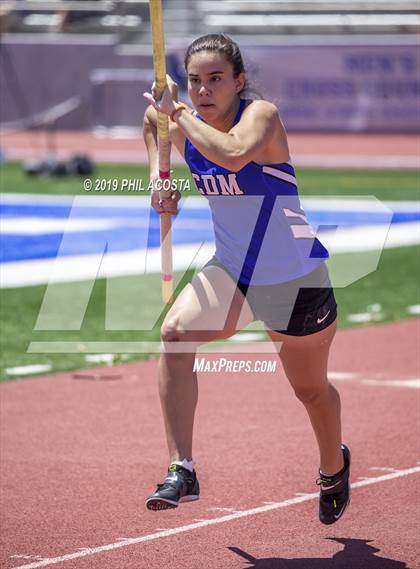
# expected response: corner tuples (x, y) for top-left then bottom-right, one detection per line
(149, 0), (173, 304)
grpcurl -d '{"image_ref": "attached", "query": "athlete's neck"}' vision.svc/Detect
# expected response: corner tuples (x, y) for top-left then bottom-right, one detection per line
(204, 97), (241, 132)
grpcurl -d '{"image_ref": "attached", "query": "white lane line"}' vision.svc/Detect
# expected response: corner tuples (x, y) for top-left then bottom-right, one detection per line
(10, 557), (43, 561)
(0, 217), (134, 235)
(10, 558), (45, 562)
(347, 313), (374, 323)
(5, 364), (52, 376)
(329, 372), (358, 381)
(329, 373), (419, 389)
(369, 467), (399, 472)
(407, 304), (420, 315)
(347, 304), (384, 324)
(84, 354), (116, 364)
(2, 193), (419, 213)
(0, 194), (151, 206)
(322, 221), (420, 254)
(11, 465), (420, 569)
(362, 378), (420, 389)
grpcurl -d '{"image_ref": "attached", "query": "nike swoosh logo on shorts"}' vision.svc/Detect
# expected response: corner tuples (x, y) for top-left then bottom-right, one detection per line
(317, 310), (331, 325)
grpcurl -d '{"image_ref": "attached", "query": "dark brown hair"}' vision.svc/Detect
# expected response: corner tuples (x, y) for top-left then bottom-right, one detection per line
(184, 34), (247, 93)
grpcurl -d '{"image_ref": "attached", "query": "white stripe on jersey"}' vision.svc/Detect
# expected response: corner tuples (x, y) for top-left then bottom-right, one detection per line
(283, 207), (307, 222)
(262, 166), (297, 186)
(290, 224), (316, 239)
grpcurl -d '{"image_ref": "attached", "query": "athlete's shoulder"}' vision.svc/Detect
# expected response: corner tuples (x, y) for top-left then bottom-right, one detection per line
(242, 99), (279, 120)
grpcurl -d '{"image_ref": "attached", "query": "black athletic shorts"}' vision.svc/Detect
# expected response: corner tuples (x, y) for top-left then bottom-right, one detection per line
(202, 257), (337, 336)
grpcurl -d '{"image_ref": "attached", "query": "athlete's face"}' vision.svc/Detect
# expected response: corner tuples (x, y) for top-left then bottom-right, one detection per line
(187, 52), (245, 118)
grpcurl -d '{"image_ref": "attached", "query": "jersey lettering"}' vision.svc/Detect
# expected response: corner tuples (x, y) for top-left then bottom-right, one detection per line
(191, 173), (244, 196)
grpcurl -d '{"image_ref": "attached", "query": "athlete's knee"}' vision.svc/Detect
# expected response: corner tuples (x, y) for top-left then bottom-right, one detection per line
(161, 316), (186, 343)
(160, 317), (202, 352)
(293, 381), (330, 405)
(160, 321), (192, 361)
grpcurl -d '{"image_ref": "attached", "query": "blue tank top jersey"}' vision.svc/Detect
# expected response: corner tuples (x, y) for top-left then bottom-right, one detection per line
(184, 98), (329, 286)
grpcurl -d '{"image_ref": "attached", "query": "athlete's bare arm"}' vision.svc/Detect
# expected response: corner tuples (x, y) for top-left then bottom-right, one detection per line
(149, 97), (289, 171)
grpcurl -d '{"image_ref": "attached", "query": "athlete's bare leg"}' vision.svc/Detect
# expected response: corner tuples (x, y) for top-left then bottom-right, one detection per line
(267, 320), (344, 474)
(159, 266), (254, 463)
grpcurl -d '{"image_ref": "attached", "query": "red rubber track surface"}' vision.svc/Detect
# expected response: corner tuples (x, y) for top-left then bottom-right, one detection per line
(1, 319), (419, 569)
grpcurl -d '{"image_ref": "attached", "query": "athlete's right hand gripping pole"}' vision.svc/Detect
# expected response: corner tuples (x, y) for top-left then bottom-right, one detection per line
(149, 0), (173, 304)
